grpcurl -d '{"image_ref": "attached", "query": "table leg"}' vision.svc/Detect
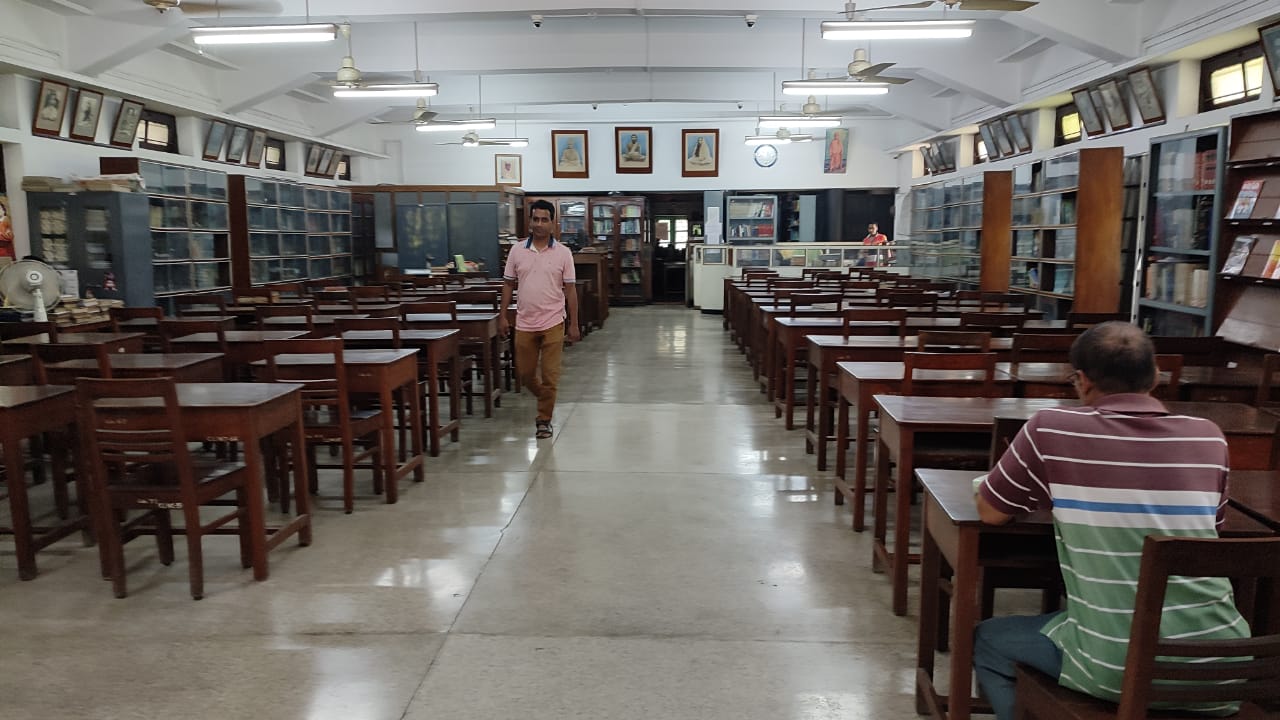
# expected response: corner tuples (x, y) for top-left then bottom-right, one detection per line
(408, 378), (425, 483)
(872, 436), (891, 574)
(490, 334), (502, 409)
(892, 431), (915, 616)
(241, 433), (270, 580)
(783, 344), (798, 429)
(380, 384), (399, 503)
(482, 337), (495, 418)
(835, 393), (849, 506)
(3, 433), (37, 580)
(805, 354), (817, 455)
(948, 529), (981, 720)
(917, 506), (942, 716)
(450, 352), (461, 441)
(290, 415), (313, 546)
(425, 354), (442, 457)
(853, 401), (871, 533)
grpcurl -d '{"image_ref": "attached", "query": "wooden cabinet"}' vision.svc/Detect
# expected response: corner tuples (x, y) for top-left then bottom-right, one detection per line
(1136, 128), (1225, 336)
(26, 191), (152, 306)
(1009, 147), (1124, 316)
(589, 196), (650, 304)
(910, 172), (1010, 291)
(226, 176), (354, 291)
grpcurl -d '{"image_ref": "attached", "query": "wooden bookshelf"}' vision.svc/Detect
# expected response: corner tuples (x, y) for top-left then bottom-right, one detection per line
(589, 196), (650, 304)
(910, 172), (1010, 290)
(1136, 128), (1225, 336)
(1009, 147), (1124, 317)
(1214, 109), (1280, 351)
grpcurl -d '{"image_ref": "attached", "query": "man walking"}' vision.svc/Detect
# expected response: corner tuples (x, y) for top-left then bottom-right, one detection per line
(500, 199), (580, 439)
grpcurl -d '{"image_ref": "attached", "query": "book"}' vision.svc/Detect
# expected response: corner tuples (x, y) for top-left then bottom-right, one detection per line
(1229, 180), (1264, 219)
(1220, 236), (1255, 275)
(1263, 239), (1280, 279)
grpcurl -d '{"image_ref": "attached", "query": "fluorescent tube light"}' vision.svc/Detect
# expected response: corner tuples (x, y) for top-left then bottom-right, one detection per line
(820, 20), (973, 40)
(782, 80), (889, 96)
(415, 120), (498, 132)
(191, 24), (338, 45)
(333, 83), (439, 98)
(757, 115), (841, 128)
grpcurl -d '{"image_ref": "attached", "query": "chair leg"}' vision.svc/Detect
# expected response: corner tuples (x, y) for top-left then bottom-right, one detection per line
(154, 510), (175, 566)
(236, 487), (253, 569)
(342, 437), (356, 514)
(104, 512), (128, 599)
(182, 503), (204, 600)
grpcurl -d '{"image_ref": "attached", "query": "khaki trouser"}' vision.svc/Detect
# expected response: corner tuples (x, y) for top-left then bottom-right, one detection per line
(514, 323), (565, 422)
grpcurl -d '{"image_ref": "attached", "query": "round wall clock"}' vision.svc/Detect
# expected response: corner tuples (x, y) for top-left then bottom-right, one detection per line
(754, 144), (778, 168)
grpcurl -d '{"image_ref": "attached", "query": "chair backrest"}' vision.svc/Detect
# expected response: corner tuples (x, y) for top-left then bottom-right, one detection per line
(255, 304), (315, 330)
(917, 281), (956, 294)
(1257, 353), (1280, 407)
(917, 330), (992, 353)
(334, 317), (402, 349)
(979, 292), (1029, 312)
(1067, 312), (1126, 329)
(954, 290), (982, 303)
(350, 285), (390, 301)
(76, 376), (194, 494)
(960, 312), (1027, 336)
(234, 288), (275, 304)
(34, 342), (113, 384)
(1010, 333), (1078, 365)
(1151, 335), (1226, 367)
(262, 338), (350, 425)
(158, 319), (228, 354)
(402, 300), (459, 327)
(787, 292), (843, 316)
(0, 321), (58, 341)
(451, 290), (500, 309)
(842, 280), (879, 291)
(766, 278), (815, 291)
(843, 308), (907, 339)
(108, 306), (163, 332)
(271, 282), (304, 298)
(1153, 353), (1183, 400)
(1114, 535), (1280, 719)
(901, 351), (998, 397)
(173, 294), (226, 317)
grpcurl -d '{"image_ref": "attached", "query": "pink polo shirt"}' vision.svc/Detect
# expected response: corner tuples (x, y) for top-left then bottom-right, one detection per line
(503, 238), (576, 332)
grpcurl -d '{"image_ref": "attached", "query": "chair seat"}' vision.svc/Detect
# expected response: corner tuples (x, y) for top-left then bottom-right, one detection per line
(1015, 665), (1280, 720)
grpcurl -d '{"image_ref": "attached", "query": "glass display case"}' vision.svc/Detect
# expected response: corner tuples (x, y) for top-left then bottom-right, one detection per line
(726, 194), (778, 244)
(229, 176), (355, 289)
(689, 243), (901, 311)
(910, 175), (986, 287)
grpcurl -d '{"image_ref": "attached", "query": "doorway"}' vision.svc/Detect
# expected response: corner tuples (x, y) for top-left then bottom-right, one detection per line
(652, 215), (689, 302)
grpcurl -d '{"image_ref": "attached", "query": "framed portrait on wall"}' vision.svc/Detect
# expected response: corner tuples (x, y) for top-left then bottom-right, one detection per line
(69, 89), (103, 142)
(1071, 88), (1106, 137)
(681, 128), (719, 177)
(324, 151), (344, 177)
(615, 126), (652, 174)
(317, 148), (335, 176)
(110, 99), (145, 148)
(495, 154), (522, 184)
(1005, 113), (1031, 154)
(225, 125), (251, 163)
(824, 127), (849, 174)
(1127, 68), (1165, 125)
(1260, 20), (1280, 100)
(305, 144), (323, 174)
(1097, 79), (1132, 132)
(246, 129), (268, 167)
(978, 122), (998, 159)
(32, 79), (69, 137)
(990, 118), (1015, 158)
(202, 120), (228, 161)
(551, 130), (589, 178)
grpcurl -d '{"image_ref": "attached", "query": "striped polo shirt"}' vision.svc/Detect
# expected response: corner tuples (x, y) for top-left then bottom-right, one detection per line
(979, 393), (1246, 714)
(503, 237), (575, 332)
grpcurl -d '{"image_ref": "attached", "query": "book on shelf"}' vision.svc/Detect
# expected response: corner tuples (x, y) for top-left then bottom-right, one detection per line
(1195, 149), (1217, 190)
(1265, 239), (1280, 279)
(1221, 236), (1255, 275)
(1229, 180), (1263, 219)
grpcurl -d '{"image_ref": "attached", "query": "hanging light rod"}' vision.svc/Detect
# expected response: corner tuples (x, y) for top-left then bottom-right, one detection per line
(415, 120), (497, 132)
(820, 20), (973, 40)
(191, 23), (338, 45)
(757, 114), (841, 128)
(781, 80), (889, 96)
(334, 83), (439, 98)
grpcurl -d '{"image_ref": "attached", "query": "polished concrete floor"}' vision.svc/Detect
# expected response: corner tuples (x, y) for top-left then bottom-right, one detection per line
(0, 306), (926, 720)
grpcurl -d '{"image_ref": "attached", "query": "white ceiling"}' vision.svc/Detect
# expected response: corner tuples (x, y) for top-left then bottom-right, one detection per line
(9, 0), (1280, 146)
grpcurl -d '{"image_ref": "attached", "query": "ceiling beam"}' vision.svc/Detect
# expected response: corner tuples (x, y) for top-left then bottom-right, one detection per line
(997, 36), (1056, 64)
(314, 104), (395, 137)
(220, 70), (321, 114)
(65, 15), (190, 76)
(16, 0), (91, 15)
(161, 42), (240, 71)
(1002, 1), (1140, 65)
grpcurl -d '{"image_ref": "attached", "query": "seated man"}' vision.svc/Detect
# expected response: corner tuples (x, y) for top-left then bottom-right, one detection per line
(973, 321), (1246, 720)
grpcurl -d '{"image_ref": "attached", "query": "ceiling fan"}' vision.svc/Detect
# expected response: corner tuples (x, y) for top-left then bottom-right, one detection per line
(436, 131), (528, 148)
(369, 99), (497, 130)
(139, 0), (281, 13)
(845, 48), (911, 84)
(866, 0), (1037, 11)
(332, 22), (438, 97)
(102, 0), (281, 24)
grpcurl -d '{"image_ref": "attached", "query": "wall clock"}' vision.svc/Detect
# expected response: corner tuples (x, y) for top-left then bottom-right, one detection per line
(754, 144), (777, 168)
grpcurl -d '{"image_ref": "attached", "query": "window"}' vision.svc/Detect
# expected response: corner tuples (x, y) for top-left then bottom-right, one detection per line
(973, 134), (988, 164)
(1055, 104), (1082, 146)
(1200, 43), (1264, 111)
(134, 110), (178, 153)
(263, 138), (286, 170)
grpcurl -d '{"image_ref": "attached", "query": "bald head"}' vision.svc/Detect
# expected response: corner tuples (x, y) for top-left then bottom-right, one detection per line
(1069, 321), (1156, 395)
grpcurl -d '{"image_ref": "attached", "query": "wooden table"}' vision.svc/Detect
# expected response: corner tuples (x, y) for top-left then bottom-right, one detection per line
(874, 395), (1075, 616)
(914, 468), (1274, 720)
(404, 312), (502, 417)
(167, 330), (308, 372)
(0, 385), (85, 580)
(832, 361), (1017, 530)
(260, 314), (368, 336)
(43, 353), (224, 383)
(115, 316), (236, 332)
(1228, 470), (1280, 531)
(1178, 365), (1265, 403)
(254, 350), (425, 503)
(0, 354), (34, 384)
(339, 329), (463, 456)
(3, 332), (145, 354)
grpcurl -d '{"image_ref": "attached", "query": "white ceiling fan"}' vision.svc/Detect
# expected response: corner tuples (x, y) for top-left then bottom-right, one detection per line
(870, 0), (1037, 10)
(435, 131), (528, 147)
(845, 48), (912, 84)
(101, 0), (282, 25)
(369, 99), (496, 130)
(332, 22), (438, 97)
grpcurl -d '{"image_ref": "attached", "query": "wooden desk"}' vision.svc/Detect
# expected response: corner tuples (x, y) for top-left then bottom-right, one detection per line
(404, 312), (502, 417)
(4, 332), (145, 354)
(167, 330), (308, 370)
(115, 316), (236, 332)
(832, 362), (1016, 531)
(1228, 470), (1280, 532)
(0, 355), (34, 385)
(0, 385), (85, 580)
(43, 353), (224, 383)
(1179, 365), (1264, 403)
(875, 395), (1075, 616)
(260, 314), (367, 336)
(339, 329), (463, 456)
(914, 468), (1275, 720)
(256, 350), (425, 503)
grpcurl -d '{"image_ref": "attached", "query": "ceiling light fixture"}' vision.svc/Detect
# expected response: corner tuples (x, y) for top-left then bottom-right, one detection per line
(757, 114), (842, 127)
(191, 23), (337, 45)
(820, 20), (974, 40)
(781, 80), (889, 96)
(335, 83), (439, 98)
(415, 119), (497, 132)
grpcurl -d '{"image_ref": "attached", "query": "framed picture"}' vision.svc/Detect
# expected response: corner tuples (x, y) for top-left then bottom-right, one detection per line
(317, 148), (335, 176)
(495, 153), (522, 184)
(824, 127), (849, 174)
(324, 151), (344, 177)
(1097, 80), (1131, 131)
(551, 130), (589, 178)
(225, 125), (251, 163)
(305, 144), (323, 174)
(931, 143), (950, 172)
(1005, 113), (1031, 154)
(69, 89), (103, 142)
(1071, 88), (1106, 137)
(110, 99), (145, 148)
(990, 118), (1015, 158)
(1260, 21), (1280, 100)
(978, 122), (998, 160)
(920, 146), (937, 174)
(32, 79), (69, 137)
(681, 128), (719, 177)
(202, 120), (228, 161)
(245, 129), (268, 167)
(615, 126), (652, 174)
(1127, 68), (1165, 125)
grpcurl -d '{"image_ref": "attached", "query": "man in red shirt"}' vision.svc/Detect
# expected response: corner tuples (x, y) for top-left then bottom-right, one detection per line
(500, 199), (580, 439)
(862, 223), (888, 245)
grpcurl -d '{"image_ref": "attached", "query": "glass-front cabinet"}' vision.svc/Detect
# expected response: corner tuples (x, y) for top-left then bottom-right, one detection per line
(689, 243), (899, 311)
(27, 191), (153, 306)
(910, 176), (984, 286)
(229, 176), (355, 290)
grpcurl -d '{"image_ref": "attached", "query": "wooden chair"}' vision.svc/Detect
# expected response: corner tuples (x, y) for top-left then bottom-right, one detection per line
(334, 316), (401, 343)
(234, 288), (275, 304)
(173, 294), (227, 317)
(980, 292), (1030, 312)
(887, 292), (939, 313)
(961, 312), (1028, 337)
(1153, 353), (1183, 400)
(918, 330), (992, 353)
(1013, 535), (1280, 720)
(0, 321), (58, 341)
(76, 376), (252, 599)
(1151, 335), (1226, 367)
(350, 285), (391, 303)
(108, 306), (162, 330)
(1010, 333), (1078, 365)
(842, 279), (879, 291)
(256, 304), (315, 331)
(159, 319), (232, 380)
(33, 342), (113, 385)
(765, 278), (815, 292)
(901, 352), (998, 397)
(843, 308), (907, 339)
(270, 282), (305, 299)
(1256, 353), (1280, 408)
(787, 291), (843, 315)
(401, 301), (475, 414)
(449, 291), (514, 390)
(1067, 312), (1126, 329)
(262, 338), (384, 514)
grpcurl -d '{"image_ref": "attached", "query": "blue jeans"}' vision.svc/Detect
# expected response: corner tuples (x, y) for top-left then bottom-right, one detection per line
(974, 613), (1064, 720)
